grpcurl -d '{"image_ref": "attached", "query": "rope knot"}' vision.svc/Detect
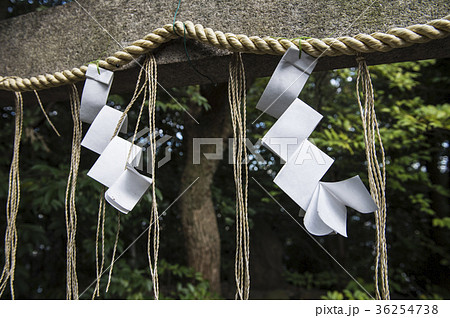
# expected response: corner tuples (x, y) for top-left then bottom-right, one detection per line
(356, 55), (366, 63)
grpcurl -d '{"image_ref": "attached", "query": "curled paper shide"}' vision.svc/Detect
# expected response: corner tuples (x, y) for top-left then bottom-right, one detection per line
(105, 164), (152, 214)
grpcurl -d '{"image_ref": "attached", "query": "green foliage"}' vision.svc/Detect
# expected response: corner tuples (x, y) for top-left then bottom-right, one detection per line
(284, 271), (338, 290)
(156, 86), (211, 112)
(321, 280), (373, 300)
(158, 260), (219, 300)
(432, 217), (450, 229)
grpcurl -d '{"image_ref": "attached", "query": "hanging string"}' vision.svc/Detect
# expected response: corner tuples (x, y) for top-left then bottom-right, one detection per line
(146, 54), (160, 299)
(103, 52), (150, 295)
(65, 84), (82, 300)
(105, 212), (120, 293)
(0, 92), (23, 299)
(34, 90), (61, 137)
(93, 56), (155, 297)
(92, 189), (106, 299)
(228, 53), (250, 300)
(356, 56), (390, 300)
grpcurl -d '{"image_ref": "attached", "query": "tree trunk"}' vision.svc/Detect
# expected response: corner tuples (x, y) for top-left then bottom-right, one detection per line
(179, 83), (232, 295)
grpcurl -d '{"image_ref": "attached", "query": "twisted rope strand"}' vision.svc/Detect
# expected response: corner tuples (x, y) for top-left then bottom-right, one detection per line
(0, 15), (448, 92)
(229, 53), (250, 300)
(105, 212), (120, 293)
(92, 190), (106, 299)
(93, 54), (152, 297)
(146, 54), (160, 300)
(356, 57), (389, 300)
(0, 92), (23, 299)
(65, 84), (82, 300)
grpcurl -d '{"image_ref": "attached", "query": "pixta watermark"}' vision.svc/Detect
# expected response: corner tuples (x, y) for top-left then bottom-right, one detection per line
(128, 128), (328, 173)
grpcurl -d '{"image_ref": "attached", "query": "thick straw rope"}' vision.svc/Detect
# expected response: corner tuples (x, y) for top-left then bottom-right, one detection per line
(229, 53), (250, 300)
(65, 84), (82, 300)
(0, 16), (449, 92)
(356, 57), (389, 300)
(0, 92), (23, 299)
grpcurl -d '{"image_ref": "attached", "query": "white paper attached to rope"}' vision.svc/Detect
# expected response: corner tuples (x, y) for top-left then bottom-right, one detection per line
(262, 98), (322, 162)
(80, 64), (114, 124)
(274, 140), (334, 209)
(256, 46), (317, 118)
(81, 106), (128, 154)
(256, 47), (377, 237)
(306, 176), (378, 237)
(87, 136), (142, 188)
(105, 164), (152, 214)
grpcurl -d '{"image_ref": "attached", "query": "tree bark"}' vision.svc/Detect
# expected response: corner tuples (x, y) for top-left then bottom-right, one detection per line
(178, 83), (232, 295)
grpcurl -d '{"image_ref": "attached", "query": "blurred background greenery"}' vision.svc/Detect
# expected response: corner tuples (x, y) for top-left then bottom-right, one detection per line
(0, 0), (449, 300)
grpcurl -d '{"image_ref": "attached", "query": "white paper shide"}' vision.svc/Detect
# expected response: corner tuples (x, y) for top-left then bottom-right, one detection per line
(79, 66), (153, 214)
(81, 105), (128, 154)
(256, 46), (377, 237)
(80, 64), (114, 124)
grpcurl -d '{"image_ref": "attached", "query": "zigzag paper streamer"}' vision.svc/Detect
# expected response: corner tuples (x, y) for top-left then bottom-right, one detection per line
(257, 46), (377, 237)
(80, 64), (114, 124)
(81, 105), (128, 154)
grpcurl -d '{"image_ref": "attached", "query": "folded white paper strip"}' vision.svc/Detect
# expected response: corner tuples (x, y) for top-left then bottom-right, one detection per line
(274, 140), (334, 209)
(262, 98), (322, 162)
(80, 64), (114, 124)
(87, 136), (142, 188)
(256, 47), (317, 118)
(304, 176), (378, 237)
(81, 106), (128, 154)
(256, 46), (377, 237)
(105, 164), (152, 214)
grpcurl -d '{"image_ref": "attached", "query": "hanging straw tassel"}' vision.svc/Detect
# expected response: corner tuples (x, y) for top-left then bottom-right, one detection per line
(146, 54), (160, 300)
(92, 190), (106, 299)
(65, 84), (82, 300)
(92, 55), (159, 299)
(229, 53), (250, 300)
(104, 55), (149, 296)
(0, 92), (23, 299)
(356, 56), (390, 300)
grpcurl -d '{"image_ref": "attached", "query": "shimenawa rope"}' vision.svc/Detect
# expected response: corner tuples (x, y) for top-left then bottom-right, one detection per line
(356, 56), (389, 300)
(0, 15), (449, 92)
